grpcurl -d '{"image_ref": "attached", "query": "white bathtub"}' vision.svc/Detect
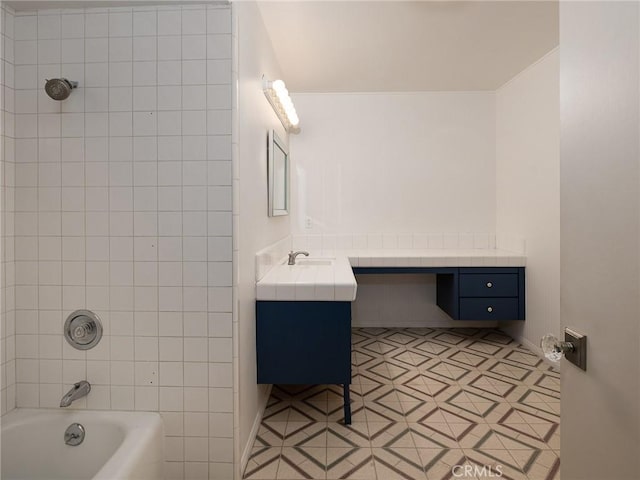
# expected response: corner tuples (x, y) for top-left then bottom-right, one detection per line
(1, 408), (164, 480)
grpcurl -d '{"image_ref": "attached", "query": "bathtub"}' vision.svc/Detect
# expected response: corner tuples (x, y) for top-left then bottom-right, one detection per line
(1, 408), (164, 480)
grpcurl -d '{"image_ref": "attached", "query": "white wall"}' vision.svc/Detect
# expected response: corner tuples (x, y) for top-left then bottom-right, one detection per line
(290, 92), (496, 235)
(560, 2), (640, 479)
(233, 2), (289, 476)
(0, 1), (16, 416)
(10, 6), (234, 479)
(496, 49), (560, 351)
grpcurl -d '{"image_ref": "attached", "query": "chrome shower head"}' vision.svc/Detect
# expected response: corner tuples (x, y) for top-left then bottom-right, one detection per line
(44, 78), (78, 101)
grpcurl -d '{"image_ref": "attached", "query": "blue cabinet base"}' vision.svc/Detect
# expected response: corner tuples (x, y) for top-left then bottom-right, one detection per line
(256, 301), (352, 424)
(354, 266), (525, 321)
(440, 267), (526, 320)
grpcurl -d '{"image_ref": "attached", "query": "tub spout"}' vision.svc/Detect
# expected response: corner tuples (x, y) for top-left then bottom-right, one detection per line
(60, 381), (91, 407)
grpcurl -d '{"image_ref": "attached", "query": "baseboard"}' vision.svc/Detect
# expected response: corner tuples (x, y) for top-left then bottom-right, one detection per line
(240, 384), (272, 476)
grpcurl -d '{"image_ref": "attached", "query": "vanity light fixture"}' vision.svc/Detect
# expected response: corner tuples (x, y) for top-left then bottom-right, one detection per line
(263, 76), (300, 134)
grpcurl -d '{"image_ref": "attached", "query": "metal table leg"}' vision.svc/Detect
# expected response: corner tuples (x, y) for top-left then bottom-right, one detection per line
(343, 384), (351, 425)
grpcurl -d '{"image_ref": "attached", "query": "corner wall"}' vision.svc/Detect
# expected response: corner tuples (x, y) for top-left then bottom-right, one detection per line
(232, 2), (289, 476)
(496, 49), (560, 351)
(0, 1), (16, 416)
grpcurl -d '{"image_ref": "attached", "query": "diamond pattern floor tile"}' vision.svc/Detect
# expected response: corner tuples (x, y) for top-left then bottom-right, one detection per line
(372, 447), (428, 480)
(243, 328), (560, 480)
(326, 447), (375, 479)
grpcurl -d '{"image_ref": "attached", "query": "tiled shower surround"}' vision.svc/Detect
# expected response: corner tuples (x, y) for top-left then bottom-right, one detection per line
(1, 3), (16, 416)
(8, 4), (233, 479)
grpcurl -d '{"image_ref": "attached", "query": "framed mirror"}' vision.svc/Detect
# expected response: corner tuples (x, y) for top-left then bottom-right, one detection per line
(268, 130), (289, 217)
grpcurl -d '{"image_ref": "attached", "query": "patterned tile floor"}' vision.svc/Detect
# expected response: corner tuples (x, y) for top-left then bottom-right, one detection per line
(244, 328), (560, 480)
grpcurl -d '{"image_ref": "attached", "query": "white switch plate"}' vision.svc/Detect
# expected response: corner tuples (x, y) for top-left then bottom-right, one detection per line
(304, 216), (312, 229)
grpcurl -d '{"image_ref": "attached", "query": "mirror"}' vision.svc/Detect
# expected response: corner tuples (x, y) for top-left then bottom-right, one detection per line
(268, 130), (289, 216)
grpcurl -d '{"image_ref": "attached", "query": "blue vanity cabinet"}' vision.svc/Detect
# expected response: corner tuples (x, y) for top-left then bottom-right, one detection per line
(256, 300), (352, 424)
(439, 267), (525, 320)
(354, 266), (525, 321)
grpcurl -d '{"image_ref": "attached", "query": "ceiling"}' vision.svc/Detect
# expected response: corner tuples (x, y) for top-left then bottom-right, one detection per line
(257, 1), (559, 92)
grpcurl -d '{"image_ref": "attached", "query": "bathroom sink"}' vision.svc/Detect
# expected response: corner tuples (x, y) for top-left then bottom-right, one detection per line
(257, 255), (357, 302)
(292, 258), (334, 266)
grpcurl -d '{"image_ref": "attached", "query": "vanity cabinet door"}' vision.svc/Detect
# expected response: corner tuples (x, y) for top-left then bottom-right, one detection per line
(256, 301), (352, 385)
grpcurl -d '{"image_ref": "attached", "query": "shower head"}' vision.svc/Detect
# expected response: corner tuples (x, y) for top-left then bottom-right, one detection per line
(44, 78), (78, 101)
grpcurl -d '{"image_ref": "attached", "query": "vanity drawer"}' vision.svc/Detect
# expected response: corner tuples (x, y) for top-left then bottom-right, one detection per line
(459, 297), (519, 320)
(459, 273), (518, 297)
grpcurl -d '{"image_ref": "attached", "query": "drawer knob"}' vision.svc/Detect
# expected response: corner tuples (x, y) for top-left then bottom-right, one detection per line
(487, 306), (493, 313)
(486, 282), (493, 288)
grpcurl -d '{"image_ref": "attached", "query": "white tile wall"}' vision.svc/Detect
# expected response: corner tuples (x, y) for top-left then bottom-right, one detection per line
(11, 5), (232, 479)
(1, 2), (17, 416)
(254, 235), (291, 282)
(291, 232), (501, 255)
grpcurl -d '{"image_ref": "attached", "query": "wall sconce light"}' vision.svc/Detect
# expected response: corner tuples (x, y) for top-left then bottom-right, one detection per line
(263, 76), (300, 134)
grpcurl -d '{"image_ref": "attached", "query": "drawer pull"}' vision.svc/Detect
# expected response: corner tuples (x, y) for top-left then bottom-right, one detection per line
(486, 282), (493, 288)
(487, 306), (493, 313)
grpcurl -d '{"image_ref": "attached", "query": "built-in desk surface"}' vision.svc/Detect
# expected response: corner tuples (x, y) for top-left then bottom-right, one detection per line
(345, 248), (526, 268)
(256, 249), (525, 301)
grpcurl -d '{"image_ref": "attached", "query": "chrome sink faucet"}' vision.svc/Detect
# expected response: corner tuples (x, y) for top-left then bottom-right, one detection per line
(288, 250), (310, 265)
(60, 380), (91, 407)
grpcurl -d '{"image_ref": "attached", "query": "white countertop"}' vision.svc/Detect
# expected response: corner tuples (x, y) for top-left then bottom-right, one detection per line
(256, 255), (357, 302)
(345, 248), (526, 268)
(255, 248), (525, 302)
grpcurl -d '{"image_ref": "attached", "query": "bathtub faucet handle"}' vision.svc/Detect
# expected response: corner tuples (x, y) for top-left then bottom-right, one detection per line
(60, 380), (91, 407)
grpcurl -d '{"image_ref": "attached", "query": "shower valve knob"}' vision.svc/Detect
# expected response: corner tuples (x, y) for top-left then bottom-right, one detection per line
(64, 310), (103, 350)
(72, 323), (93, 340)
